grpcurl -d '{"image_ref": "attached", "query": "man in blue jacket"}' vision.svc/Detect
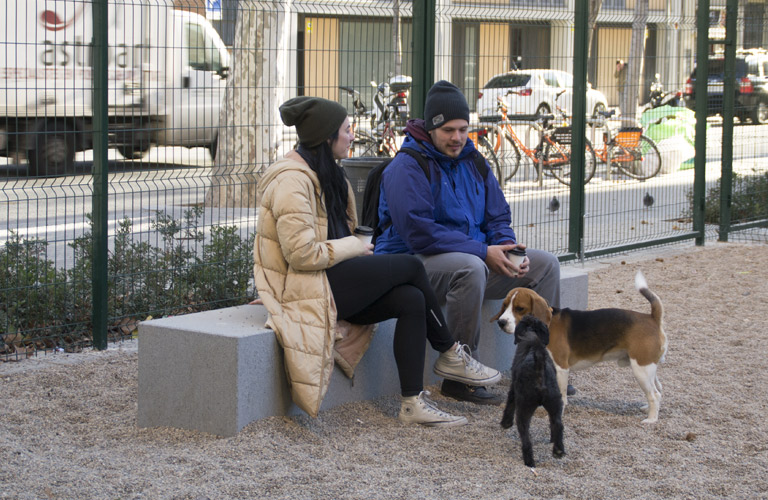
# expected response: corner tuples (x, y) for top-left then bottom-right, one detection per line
(375, 80), (562, 405)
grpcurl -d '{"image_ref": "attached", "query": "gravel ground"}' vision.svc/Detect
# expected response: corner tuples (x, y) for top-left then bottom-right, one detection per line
(2, 242), (767, 499)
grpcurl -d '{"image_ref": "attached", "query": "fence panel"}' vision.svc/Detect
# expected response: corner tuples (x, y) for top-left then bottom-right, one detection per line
(2, 0), (767, 360)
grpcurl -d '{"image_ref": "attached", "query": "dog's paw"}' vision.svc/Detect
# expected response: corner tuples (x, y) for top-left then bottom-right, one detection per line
(553, 447), (566, 458)
(641, 416), (658, 424)
(500, 417), (514, 429)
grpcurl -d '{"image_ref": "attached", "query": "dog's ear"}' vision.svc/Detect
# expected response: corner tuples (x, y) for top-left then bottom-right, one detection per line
(534, 319), (550, 345)
(489, 305), (504, 322)
(513, 315), (535, 344)
(489, 292), (511, 321)
(532, 296), (553, 326)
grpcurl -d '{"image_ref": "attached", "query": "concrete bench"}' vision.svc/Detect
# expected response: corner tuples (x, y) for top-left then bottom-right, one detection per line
(138, 266), (588, 436)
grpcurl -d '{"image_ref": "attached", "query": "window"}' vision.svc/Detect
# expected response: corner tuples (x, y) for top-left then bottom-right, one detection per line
(748, 60), (759, 76)
(453, 23), (479, 109)
(542, 72), (559, 87)
(186, 22), (223, 73)
(338, 18), (413, 113)
(485, 74), (530, 89)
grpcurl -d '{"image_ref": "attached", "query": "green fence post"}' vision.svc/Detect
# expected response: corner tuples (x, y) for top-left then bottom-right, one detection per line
(92, 0), (109, 350)
(568, 1), (588, 259)
(411, 0), (436, 119)
(718, 0), (738, 242)
(693, 0), (710, 246)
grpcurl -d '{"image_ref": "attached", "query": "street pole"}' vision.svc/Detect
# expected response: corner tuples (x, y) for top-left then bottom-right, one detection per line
(411, 0), (436, 119)
(568, 0), (589, 260)
(718, 0), (738, 241)
(693, 0), (710, 246)
(92, 0), (109, 350)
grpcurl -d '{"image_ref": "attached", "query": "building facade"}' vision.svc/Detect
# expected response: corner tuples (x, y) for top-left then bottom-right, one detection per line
(183, 0), (768, 111)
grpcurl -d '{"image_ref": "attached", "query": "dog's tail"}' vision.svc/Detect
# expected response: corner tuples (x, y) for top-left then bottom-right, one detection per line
(635, 271), (663, 325)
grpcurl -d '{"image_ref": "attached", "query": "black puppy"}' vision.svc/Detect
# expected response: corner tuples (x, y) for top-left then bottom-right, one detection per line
(501, 315), (565, 467)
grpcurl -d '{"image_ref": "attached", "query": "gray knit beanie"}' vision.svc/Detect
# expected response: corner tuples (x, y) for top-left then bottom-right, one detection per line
(279, 96), (348, 147)
(423, 80), (470, 131)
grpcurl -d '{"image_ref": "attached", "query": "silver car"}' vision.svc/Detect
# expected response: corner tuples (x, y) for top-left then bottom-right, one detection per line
(476, 69), (608, 122)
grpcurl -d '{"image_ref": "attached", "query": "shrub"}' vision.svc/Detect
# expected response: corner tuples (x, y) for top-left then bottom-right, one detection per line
(0, 234), (72, 345)
(686, 170), (768, 224)
(1, 210), (255, 357)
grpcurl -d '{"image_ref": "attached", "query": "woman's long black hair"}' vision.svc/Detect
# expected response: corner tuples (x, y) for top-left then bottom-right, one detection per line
(296, 131), (351, 239)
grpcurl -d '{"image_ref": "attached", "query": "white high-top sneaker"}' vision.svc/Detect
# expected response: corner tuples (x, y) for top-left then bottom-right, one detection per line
(398, 391), (468, 427)
(433, 343), (501, 385)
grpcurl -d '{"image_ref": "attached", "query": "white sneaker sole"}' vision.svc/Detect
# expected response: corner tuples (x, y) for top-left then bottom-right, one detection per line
(433, 367), (502, 386)
(399, 415), (469, 427)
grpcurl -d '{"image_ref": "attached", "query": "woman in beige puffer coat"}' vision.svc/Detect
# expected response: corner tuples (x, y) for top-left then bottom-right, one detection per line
(253, 97), (501, 426)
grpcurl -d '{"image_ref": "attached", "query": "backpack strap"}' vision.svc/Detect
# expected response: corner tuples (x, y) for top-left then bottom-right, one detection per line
(471, 150), (489, 180)
(396, 147), (431, 180)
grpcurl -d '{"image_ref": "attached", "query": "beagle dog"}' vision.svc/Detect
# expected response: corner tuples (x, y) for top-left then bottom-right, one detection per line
(491, 271), (666, 424)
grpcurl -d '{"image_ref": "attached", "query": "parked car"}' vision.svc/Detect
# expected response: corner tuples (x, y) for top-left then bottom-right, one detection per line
(683, 49), (768, 124)
(476, 69), (608, 122)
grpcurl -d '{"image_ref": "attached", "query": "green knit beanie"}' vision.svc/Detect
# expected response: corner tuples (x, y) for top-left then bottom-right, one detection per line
(279, 96), (348, 147)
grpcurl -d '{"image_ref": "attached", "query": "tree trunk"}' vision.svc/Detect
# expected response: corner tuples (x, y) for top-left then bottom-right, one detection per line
(587, 0), (604, 60)
(393, 0), (402, 75)
(205, 2), (287, 209)
(622, 0), (648, 120)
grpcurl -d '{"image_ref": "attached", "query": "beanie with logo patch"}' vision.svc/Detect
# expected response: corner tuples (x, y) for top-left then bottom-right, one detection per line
(279, 96), (348, 147)
(423, 80), (470, 131)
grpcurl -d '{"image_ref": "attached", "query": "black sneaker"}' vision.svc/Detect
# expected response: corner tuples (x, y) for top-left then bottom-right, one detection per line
(441, 379), (502, 406)
(567, 384), (577, 396)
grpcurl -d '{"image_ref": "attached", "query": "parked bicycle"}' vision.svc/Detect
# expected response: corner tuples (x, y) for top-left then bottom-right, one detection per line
(354, 89), (405, 157)
(587, 109), (663, 181)
(477, 89), (597, 186)
(339, 85), (370, 157)
(370, 75), (412, 131)
(338, 85), (396, 157)
(468, 127), (501, 177)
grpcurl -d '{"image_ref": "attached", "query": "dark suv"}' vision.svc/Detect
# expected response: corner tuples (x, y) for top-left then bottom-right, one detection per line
(684, 49), (768, 124)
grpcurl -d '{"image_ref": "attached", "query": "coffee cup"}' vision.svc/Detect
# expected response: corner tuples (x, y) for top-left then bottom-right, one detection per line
(354, 226), (374, 246)
(506, 247), (527, 269)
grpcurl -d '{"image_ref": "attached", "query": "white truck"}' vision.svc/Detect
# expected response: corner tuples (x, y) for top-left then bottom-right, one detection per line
(0, 1), (230, 175)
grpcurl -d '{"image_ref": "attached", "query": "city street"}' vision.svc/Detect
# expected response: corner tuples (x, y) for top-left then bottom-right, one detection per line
(0, 146), (256, 269)
(506, 119), (768, 253)
(1, 119), (767, 268)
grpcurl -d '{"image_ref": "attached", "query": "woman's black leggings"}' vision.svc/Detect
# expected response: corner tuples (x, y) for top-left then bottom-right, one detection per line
(326, 254), (455, 397)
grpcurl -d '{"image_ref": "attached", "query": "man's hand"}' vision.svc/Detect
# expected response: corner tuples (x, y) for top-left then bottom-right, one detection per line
(486, 243), (529, 278)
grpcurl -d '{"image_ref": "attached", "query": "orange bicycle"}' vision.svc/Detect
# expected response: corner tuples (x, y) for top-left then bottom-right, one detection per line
(587, 109), (663, 181)
(479, 89), (597, 186)
(468, 128), (501, 176)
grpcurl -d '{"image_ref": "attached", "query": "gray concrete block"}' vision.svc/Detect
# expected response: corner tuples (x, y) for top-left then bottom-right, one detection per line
(138, 268), (588, 436)
(561, 265), (589, 310)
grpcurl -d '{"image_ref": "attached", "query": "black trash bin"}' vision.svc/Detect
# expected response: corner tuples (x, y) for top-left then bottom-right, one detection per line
(341, 156), (382, 222)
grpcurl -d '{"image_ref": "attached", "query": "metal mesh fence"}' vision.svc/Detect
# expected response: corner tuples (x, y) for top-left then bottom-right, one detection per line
(1, 0), (766, 359)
